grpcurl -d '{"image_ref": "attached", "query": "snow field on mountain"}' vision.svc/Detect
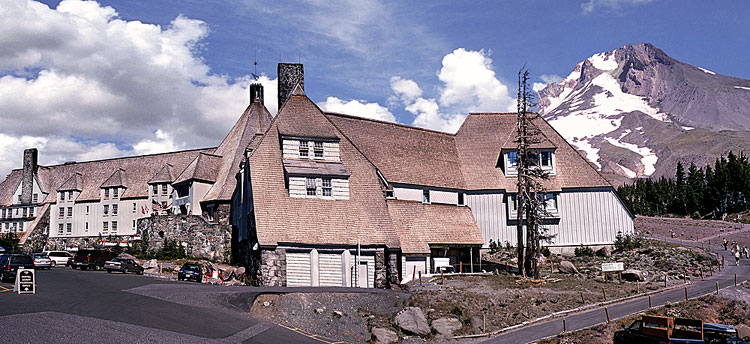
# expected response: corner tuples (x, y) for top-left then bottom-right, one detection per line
(603, 137), (657, 176)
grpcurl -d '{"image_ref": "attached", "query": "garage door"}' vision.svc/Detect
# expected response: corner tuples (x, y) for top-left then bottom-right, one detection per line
(318, 253), (343, 287)
(286, 252), (312, 287)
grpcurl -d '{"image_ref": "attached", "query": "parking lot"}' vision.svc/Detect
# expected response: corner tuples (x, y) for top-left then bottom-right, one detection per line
(0, 266), (322, 343)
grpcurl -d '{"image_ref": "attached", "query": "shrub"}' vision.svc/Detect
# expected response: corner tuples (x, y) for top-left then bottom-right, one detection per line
(690, 211), (701, 220)
(504, 241), (513, 250)
(0, 232), (20, 253)
(575, 244), (594, 257)
(614, 231), (644, 251)
(156, 238), (186, 260)
(541, 246), (551, 257)
(451, 306), (463, 317)
(488, 239), (499, 254)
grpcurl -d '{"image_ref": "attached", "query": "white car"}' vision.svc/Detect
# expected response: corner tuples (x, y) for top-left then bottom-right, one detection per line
(44, 250), (74, 267)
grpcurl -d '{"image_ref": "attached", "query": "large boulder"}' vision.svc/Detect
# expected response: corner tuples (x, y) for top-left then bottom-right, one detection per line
(394, 307), (430, 336)
(117, 253), (136, 260)
(371, 327), (398, 344)
(234, 266), (246, 279)
(621, 269), (645, 282)
(431, 317), (462, 336)
(736, 324), (750, 339)
(596, 246), (612, 257)
(558, 260), (579, 274)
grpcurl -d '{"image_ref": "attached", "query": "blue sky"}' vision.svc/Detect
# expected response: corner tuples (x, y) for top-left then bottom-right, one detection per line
(0, 0), (748, 175)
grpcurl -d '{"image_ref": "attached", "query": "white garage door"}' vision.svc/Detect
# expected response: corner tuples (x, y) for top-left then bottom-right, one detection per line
(318, 253), (343, 287)
(286, 251), (312, 287)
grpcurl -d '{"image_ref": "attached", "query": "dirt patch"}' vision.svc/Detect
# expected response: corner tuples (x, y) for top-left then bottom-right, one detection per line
(635, 216), (744, 242)
(251, 292), (409, 343)
(539, 283), (750, 344)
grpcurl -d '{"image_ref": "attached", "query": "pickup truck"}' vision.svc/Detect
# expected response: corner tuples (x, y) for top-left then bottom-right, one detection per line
(71, 249), (116, 271)
(614, 315), (747, 344)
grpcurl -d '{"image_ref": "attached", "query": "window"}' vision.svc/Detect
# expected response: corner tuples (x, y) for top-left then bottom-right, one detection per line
(13, 222), (18, 231)
(17, 195), (21, 203)
(60, 192), (65, 201)
(66, 223), (72, 233)
(1, 209), (5, 218)
(314, 141), (324, 158)
(104, 188), (109, 198)
(322, 178), (332, 197)
(111, 221), (118, 232)
(306, 177), (316, 196)
(133, 203), (137, 213)
(423, 189), (430, 203)
(85, 222), (89, 231)
(23, 207), (27, 217)
(32, 194), (38, 203)
(68, 191), (73, 200)
(112, 204), (118, 215)
(113, 188), (118, 198)
(152, 184), (158, 195)
(161, 184), (168, 195)
(541, 193), (558, 213)
(299, 141), (310, 157)
(132, 220), (136, 228)
(458, 192), (465, 206)
(29, 207), (34, 216)
(540, 151), (552, 168)
(508, 151), (518, 167)
(103, 205), (109, 216)
(103, 222), (108, 232)
(58, 207), (64, 218)
(86, 205), (90, 215)
(58, 223), (63, 235)
(67, 207), (72, 217)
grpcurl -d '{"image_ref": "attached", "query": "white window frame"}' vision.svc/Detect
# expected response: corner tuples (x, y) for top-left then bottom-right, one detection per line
(66, 223), (72, 233)
(58, 207), (64, 218)
(161, 184), (168, 195)
(313, 141), (324, 159)
(322, 178), (332, 197)
(103, 222), (108, 232)
(306, 177), (317, 196)
(67, 207), (72, 217)
(103, 205), (109, 216)
(111, 221), (118, 232)
(113, 188), (119, 198)
(299, 141), (310, 158)
(112, 204), (118, 216)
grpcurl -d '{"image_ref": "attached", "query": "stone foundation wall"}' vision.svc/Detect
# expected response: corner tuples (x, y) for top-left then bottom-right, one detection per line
(375, 251), (386, 288)
(21, 206), (49, 253)
(386, 250), (400, 287)
(214, 203), (231, 226)
(137, 215), (231, 262)
(46, 235), (131, 251)
(259, 247), (286, 286)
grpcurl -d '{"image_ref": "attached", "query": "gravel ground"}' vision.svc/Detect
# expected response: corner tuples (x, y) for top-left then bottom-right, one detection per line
(635, 216), (744, 242)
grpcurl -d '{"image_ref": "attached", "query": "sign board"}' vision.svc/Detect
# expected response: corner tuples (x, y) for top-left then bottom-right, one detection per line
(601, 262), (624, 272)
(14, 268), (35, 294)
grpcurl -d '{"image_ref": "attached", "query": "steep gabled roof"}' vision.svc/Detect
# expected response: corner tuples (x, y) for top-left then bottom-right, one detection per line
(57, 172), (83, 191)
(101, 168), (126, 188)
(202, 100), (273, 202)
(248, 92), (400, 248)
(276, 87), (339, 139)
(0, 170), (22, 206)
(148, 164), (174, 184)
(173, 153), (221, 185)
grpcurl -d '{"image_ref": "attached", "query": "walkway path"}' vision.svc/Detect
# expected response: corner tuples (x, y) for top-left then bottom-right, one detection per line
(481, 238), (750, 344)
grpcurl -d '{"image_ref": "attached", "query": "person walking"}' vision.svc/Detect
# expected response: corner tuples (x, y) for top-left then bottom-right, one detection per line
(735, 249), (741, 266)
(723, 238), (728, 250)
(744, 246), (749, 259)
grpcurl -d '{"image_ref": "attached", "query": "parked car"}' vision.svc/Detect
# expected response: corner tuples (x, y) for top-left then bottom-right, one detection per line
(44, 250), (74, 267)
(178, 262), (203, 282)
(104, 257), (144, 275)
(615, 315), (748, 344)
(71, 249), (116, 271)
(0, 254), (35, 282)
(0, 246), (5, 253)
(31, 253), (52, 270)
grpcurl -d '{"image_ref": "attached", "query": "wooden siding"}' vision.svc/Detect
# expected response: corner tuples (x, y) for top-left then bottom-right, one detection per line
(289, 176), (348, 200)
(466, 189), (633, 248)
(429, 190), (458, 205)
(393, 187), (422, 202)
(319, 252), (344, 286)
(286, 251), (312, 286)
(282, 139), (340, 161)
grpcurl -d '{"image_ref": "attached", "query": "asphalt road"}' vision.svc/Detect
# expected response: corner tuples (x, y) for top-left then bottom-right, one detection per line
(0, 268), (330, 344)
(483, 238), (750, 344)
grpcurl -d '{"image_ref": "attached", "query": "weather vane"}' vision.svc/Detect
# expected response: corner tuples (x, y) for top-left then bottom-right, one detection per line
(251, 48), (260, 81)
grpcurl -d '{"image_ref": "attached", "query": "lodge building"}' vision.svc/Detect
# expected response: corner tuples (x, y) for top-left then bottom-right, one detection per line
(0, 63), (634, 287)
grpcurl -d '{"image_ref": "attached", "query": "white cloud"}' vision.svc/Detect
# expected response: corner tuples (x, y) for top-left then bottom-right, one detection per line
(0, 0), (262, 177)
(533, 74), (564, 92)
(581, 0), (654, 14)
(318, 96), (395, 122)
(390, 48), (516, 133)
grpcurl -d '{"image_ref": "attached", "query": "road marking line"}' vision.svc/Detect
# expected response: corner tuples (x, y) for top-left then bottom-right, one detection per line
(275, 323), (345, 344)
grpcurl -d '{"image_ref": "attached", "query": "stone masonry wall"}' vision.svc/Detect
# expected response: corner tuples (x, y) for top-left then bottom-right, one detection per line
(21, 205), (49, 253)
(46, 235), (131, 251)
(259, 247), (286, 286)
(137, 215), (231, 262)
(375, 250), (386, 288)
(386, 250), (400, 287)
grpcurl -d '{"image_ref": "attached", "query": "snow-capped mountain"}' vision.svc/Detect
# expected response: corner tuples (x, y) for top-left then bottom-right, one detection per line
(538, 42), (750, 185)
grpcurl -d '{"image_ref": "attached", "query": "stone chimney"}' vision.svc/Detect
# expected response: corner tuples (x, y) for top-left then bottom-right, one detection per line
(21, 148), (38, 204)
(249, 83), (264, 104)
(277, 63), (304, 110)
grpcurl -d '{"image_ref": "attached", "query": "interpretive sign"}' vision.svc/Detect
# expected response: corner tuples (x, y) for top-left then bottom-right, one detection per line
(601, 262), (624, 272)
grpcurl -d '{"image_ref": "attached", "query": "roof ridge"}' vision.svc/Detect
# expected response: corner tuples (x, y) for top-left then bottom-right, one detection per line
(40, 147), (217, 168)
(324, 111), (456, 137)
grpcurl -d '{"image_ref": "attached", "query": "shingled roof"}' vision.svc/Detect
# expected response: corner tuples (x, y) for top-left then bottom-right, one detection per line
(248, 92), (400, 248)
(101, 168), (126, 188)
(202, 100), (273, 202)
(173, 153), (221, 185)
(57, 172), (83, 191)
(148, 164), (174, 184)
(387, 200), (484, 254)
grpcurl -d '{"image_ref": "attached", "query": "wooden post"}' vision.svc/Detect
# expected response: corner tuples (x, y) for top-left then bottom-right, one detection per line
(441, 270), (444, 285)
(664, 274), (668, 288)
(563, 318), (567, 333)
(602, 287), (607, 301)
(722, 256), (724, 268)
(735, 273), (737, 287)
(618, 271), (622, 284)
(483, 312), (486, 334)
(580, 291), (585, 303)
(716, 281), (719, 295)
(605, 307), (611, 323)
(460, 261), (463, 274)
(648, 295), (652, 308)
(605, 272), (608, 283)
(684, 286), (688, 301)
(418, 271), (422, 287)
(683, 272), (687, 285)
(412, 266), (416, 281)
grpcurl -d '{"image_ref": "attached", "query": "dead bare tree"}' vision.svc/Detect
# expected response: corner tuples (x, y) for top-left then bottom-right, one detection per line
(516, 69), (554, 278)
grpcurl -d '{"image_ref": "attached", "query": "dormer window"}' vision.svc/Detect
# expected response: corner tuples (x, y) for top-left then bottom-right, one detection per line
(152, 184), (158, 195)
(161, 184), (168, 195)
(32, 194), (38, 203)
(299, 141), (309, 157)
(60, 192), (65, 202)
(113, 188), (119, 198)
(314, 141), (324, 158)
(502, 149), (554, 176)
(68, 190), (73, 200)
(104, 188), (110, 198)
(322, 178), (332, 197)
(306, 177), (316, 196)
(103, 205), (109, 216)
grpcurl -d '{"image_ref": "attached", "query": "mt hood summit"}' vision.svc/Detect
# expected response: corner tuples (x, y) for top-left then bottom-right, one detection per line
(538, 42), (750, 185)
